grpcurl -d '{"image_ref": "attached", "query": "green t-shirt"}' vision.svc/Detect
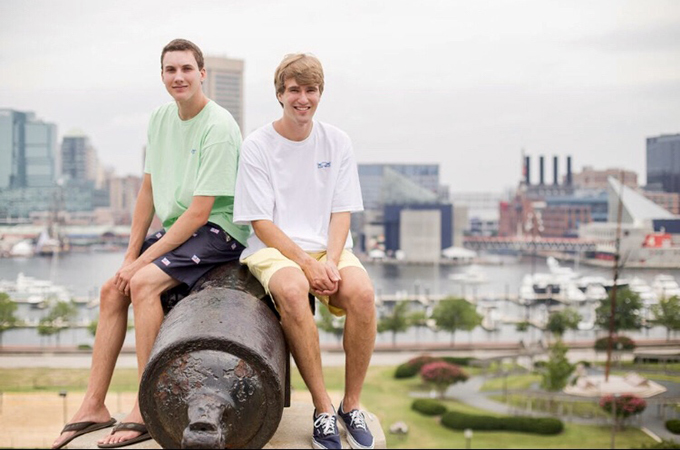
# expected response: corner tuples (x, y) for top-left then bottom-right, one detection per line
(144, 100), (250, 245)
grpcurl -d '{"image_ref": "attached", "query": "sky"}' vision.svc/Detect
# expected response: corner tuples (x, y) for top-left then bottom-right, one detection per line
(1, 0), (679, 194)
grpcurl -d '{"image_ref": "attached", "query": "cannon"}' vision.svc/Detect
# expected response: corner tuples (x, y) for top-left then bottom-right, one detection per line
(138, 261), (292, 449)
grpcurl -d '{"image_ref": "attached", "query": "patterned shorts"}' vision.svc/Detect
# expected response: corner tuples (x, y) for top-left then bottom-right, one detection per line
(141, 222), (245, 294)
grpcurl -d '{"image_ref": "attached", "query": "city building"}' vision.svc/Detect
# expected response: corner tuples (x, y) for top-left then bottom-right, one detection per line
(642, 190), (680, 215)
(109, 175), (142, 224)
(571, 166), (638, 190)
(61, 130), (100, 184)
(358, 163), (445, 210)
(355, 163), (455, 260)
(450, 192), (502, 237)
(647, 134), (680, 194)
(203, 56), (244, 133)
(579, 177), (680, 268)
(0, 108), (57, 190)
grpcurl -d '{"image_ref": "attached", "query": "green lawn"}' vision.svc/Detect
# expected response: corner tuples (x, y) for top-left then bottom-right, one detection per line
(479, 373), (542, 392)
(0, 366), (658, 448)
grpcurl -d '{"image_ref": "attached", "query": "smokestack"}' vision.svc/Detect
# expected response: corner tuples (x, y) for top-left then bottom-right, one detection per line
(567, 156), (572, 185)
(553, 156), (559, 185)
(525, 156), (531, 185)
(539, 156), (545, 185)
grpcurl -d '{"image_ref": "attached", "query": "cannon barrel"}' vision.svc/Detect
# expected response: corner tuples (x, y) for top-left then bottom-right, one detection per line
(139, 262), (287, 449)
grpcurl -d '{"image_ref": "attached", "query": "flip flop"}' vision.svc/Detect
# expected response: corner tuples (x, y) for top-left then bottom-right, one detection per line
(97, 422), (152, 448)
(53, 417), (116, 449)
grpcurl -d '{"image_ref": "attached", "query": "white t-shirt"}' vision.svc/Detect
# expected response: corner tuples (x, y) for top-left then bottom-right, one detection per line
(234, 121), (364, 260)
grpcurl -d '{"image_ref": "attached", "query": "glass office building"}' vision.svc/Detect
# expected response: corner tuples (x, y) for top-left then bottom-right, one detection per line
(647, 134), (680, 194)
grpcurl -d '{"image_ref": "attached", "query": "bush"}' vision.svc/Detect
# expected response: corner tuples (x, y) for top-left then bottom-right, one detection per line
(411, 399), (447, 416)
(441, 411), (563, 435)
(600, 394), (647, 419)
(577, 360), (591, 368)
(594, 335), (636, 352)
(77, 344), (92, 350)
(394, 355), (438, 379)
(667, 420), (680, 435)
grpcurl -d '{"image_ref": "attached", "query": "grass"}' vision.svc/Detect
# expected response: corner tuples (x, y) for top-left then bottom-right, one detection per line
(479, 373), (542, 392)
(490, 394), (609, 420)
(0, 366), (657, 448)
(0, 368), (139, 392)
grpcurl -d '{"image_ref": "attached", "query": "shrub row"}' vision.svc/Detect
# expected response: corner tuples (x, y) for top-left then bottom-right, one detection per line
(411, 399), (447, 416)
(667, 419), (680, 435)
(441, 411), (564, 435)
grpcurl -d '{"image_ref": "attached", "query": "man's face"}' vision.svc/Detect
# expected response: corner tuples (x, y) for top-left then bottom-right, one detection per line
(161, 50), (205, 103)
(277, 78), (320, 126)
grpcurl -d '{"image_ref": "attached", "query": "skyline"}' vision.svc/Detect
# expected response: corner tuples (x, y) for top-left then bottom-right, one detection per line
(2, 0), (680, 193)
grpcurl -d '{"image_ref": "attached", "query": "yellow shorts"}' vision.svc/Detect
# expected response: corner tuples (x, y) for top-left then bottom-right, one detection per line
(242, 247), (366, 317)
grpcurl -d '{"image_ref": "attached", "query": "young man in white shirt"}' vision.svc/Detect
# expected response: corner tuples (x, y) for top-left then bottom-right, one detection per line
(234, 54), (377, 450)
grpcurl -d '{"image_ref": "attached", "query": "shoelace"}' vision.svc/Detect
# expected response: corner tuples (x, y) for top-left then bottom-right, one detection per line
(348, 410), (367, 431)
(314, 413), (336, 436)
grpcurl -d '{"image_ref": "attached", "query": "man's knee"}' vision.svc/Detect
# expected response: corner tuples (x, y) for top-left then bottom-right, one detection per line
(344, 283), (376, 317)
(99, 278), (129, 312)
(129, 273), (162, 305)
(273, 279), (312, 320)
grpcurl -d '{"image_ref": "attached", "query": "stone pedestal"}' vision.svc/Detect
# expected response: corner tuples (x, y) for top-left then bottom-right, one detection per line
(66, 401), (386, 449)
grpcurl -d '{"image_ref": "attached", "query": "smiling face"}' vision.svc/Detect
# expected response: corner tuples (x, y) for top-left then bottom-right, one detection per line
(277, 78), (321, 128)
(161, 50), (206, 104)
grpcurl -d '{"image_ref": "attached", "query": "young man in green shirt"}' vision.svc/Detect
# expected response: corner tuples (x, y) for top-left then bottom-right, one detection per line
(51, 39), (249, 449)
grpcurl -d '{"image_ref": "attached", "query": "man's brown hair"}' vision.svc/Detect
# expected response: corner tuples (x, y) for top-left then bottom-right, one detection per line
(274, 53), (324, 104)
(161, 39), (205, 71)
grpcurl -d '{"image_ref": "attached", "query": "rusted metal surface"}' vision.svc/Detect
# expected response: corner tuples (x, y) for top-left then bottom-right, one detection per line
(139, 261), (287, 449)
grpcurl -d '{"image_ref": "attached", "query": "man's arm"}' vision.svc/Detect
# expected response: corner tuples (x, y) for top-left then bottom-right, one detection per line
(323, 211), (351, 288)
(115, 192), (215, 295)
(252, 220), (339, 295)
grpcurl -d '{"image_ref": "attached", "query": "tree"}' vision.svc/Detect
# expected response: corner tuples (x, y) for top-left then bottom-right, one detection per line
(378, 301), (410, 346)
(420, 361), (468, 398)
(600, 394), (647, 430)
(408, 310), (428, 343)
(432, 298), (482, 345)
(316, 306), (344, 344)
(540, 339), (574, 393)
(651, 296), (680, 341)
(595, 288), (643, 332)
(38, 301), (77, 347)
(0, 292), (19, 348)
(546, 308), (581, 339)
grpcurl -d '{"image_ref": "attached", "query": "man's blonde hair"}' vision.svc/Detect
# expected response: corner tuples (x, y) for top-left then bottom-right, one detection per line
(274, 53), (325, 104)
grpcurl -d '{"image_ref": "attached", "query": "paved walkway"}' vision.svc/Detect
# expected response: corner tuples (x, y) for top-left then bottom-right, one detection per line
(443, 373), (680, 442)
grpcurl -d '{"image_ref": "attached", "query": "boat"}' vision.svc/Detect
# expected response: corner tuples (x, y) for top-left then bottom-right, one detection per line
(449, 264), (488, 284)
(652, 274), (680, 300)
(9, 240), (34, 257)
(0, 272), (72, 307)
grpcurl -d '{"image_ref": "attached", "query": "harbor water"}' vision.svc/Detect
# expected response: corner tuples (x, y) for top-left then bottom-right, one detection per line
(1, 251), (679, 348)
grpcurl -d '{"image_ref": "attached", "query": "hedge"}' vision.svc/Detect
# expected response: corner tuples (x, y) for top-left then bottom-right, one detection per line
(667, 420), (680, 435)
(411, 399), (447, 416)
(394, 355), (475, 379)
(441, 411), (564, 435)
(594, 335), (636, 352)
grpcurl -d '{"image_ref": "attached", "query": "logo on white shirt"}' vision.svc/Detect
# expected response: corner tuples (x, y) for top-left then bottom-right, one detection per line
(191, 149), (197, 155)
(317, 161), (331, 169)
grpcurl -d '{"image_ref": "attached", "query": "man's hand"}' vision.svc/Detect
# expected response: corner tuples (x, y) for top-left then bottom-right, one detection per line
(114, 257), (145, 297)
(301, 258), (339, 297)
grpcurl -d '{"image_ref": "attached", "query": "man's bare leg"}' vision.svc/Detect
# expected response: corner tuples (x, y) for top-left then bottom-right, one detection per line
(51, 279), (131, 448)
(329, 267), (376, 411)
(269, 267), (334, 414)
(98, 264), (178, 447)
